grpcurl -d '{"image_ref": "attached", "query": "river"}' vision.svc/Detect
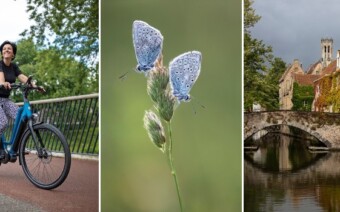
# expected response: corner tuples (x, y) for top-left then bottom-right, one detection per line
(244, 126), (340, 211)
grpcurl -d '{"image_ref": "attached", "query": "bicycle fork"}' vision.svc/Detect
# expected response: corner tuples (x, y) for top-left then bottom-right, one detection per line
(27, 120), (45, 158)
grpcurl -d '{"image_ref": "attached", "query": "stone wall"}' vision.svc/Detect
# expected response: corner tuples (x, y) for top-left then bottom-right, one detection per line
(244, 111), (340, 149)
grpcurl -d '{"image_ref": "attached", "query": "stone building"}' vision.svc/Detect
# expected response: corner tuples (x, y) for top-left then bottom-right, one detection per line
(279, 59), (306, 109)
(312, 51), (340, 112)
(279, 38), (338, 110)
(306, 38), (333, 75)
(321, 38), (333, 68)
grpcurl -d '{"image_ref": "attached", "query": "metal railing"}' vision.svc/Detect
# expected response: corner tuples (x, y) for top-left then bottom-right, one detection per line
(3, 94), (99, 156)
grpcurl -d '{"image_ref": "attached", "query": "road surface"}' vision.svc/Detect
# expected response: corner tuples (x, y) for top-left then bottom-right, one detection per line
(0, 157), (98, 211)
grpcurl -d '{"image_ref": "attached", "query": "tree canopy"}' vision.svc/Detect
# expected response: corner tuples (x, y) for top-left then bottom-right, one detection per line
(244, 0), (286, 111)
(22, 0), (99, 67)
(292, 82), (314, 111)
(12, 38), (96, 102)
(7, 0), (99, 101)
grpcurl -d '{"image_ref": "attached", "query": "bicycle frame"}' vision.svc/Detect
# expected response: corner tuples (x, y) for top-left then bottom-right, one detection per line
(1, 101), (32, 155)
(0, 78), (71, 189)
(1, 79), (40, 162)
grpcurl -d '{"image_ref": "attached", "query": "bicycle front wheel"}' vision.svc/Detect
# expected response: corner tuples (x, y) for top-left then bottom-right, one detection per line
(19, 123), (71, 190)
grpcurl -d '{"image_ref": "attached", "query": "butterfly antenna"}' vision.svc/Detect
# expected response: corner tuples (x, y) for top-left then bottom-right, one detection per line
(118, 71), (129, 81)
(118, 68), (135, 81)
(192, 95), (206, 110)
(198, 100), (206, 109)
(190, 101), (197, 115)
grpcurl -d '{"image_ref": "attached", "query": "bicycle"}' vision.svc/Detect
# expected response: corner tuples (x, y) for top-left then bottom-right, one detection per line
(0, 76), (71, 190)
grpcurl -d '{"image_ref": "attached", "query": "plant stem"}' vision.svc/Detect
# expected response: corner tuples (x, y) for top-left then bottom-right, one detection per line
(167, 121), (183, 212)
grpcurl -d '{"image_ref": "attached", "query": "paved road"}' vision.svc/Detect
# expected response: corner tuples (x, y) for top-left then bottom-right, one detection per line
(0, 157), (98, 211)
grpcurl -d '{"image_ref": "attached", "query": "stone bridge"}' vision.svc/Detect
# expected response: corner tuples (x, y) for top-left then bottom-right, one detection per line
(244, 111), (340, 149)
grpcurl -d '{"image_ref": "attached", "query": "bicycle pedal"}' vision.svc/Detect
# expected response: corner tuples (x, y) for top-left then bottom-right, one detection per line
(9, 157), (17, 163)
(0, 150), (5, 158)
(0, 150), (8, 162)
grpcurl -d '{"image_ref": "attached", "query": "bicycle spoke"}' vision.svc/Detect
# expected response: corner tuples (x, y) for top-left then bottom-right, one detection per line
(20, 124), (71, 189)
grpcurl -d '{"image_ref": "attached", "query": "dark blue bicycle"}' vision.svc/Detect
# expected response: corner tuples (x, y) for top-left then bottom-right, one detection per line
(0, 76), (71, 190)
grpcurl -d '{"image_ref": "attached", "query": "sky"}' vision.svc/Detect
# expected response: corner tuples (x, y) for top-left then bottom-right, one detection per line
(0, 0), (32, 43)
(250, 0), (340, 71)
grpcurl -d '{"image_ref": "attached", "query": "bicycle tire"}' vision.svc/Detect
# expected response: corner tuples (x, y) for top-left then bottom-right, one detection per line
(19, 123), (71, 190)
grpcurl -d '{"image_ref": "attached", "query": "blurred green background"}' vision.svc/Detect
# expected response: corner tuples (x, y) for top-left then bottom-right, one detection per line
(101, 0), (241, 211)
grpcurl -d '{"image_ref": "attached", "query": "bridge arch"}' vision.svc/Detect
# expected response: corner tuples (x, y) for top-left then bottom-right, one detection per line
(244, 111), (340, 149)
(245, 124), (330, 148)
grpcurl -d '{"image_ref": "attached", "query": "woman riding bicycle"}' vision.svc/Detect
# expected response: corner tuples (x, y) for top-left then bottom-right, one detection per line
(0, 40), (42, 159)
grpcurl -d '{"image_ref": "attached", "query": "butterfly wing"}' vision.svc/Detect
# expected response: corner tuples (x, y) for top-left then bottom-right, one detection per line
(132, 20), (163, 73)
(169, 51), (202, 101)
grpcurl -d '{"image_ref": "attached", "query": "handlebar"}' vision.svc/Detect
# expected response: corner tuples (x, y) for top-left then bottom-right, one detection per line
(0, 83), (42, 91)
(0, 76), (45, 99)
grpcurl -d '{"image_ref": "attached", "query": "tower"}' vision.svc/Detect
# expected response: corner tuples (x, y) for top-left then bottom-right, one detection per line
(321, 38), (333, 68)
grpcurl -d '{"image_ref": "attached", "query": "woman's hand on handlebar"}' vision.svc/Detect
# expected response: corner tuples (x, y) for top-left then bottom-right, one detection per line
(1, 82), (11, 89)
(28, 80), (46, 93)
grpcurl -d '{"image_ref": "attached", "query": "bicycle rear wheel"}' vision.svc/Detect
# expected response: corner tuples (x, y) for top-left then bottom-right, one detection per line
(19, 123), (71, 190)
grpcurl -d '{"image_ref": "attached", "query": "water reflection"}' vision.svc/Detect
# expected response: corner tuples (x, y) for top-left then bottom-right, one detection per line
(244, 128), (340, 212)
(245, 133), (326, 173)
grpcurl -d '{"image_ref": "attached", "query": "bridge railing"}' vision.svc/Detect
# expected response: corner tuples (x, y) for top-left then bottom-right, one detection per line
(3, 94), (99, 156)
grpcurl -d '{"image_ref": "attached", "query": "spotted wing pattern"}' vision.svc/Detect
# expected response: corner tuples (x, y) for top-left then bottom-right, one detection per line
(169, 51), (202, 102)
(132, 20), (163, 73)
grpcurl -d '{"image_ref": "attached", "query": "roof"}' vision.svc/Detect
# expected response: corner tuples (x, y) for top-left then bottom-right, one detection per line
(306, 59), (321, 74)
(313, 60), (337, 82)
(279, 60), (305, 83)
(279, 64), (292, 82)
(320, 60), (337, 76)
(292, 73), (319, 86)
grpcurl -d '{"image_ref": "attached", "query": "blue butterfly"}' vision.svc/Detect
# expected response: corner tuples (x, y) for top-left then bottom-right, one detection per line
(169, 51), (202, 102)
(132, 20), (163, 73)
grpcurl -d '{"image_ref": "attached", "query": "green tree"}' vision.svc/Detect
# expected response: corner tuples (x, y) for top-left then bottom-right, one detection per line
(244, 0), (272, 111)
(15, 37), (37, 67)
(244, 0), (286, 111)
(22, 0), (99, 67)
(12, 0), (99, 101)
(265, 58), (287, 110)
(267, 58), (286, 85)
(244, 0), (261, 33)
(12, 38), (95, 102)
(292, 82), (314, 111)
(34, 48), (92, 98)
